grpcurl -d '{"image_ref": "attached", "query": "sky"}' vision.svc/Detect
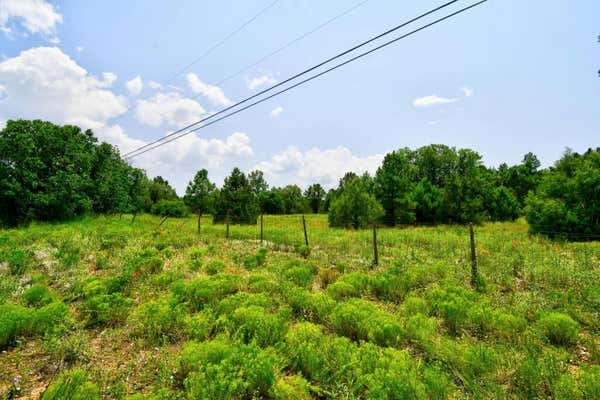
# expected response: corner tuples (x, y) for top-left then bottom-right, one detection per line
(0, 0), (598, 194)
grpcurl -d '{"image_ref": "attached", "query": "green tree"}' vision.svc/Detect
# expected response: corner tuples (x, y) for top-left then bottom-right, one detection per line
(127, 168), (151, 221)
(257, 188), (285, 214)
(374, 148), (417, 225)
(411, 178), (443, 223)
(248, 170), (269, 195)
(304, 183), (326, 213)
(213, 168), (259, 224)
(328, 177), (384, 229)
(280, 185), (310, 214)
(184, 169), (216, 232)
(487, 185), (520, 221)
(525, 148), (600, 238)
(149, 176), (178, 205)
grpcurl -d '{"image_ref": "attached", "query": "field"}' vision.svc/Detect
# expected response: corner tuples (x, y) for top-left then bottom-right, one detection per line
(1, 214), (599, 399)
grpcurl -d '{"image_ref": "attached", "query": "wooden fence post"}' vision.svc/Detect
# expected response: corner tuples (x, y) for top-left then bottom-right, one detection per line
(197, 213), (202, 234)
(373, 223), (379, 266)
(260, 213), (264, 244)
(225, 211), (230, 239)
(302, 215), (309, 247)
(469, 223), (478, 286)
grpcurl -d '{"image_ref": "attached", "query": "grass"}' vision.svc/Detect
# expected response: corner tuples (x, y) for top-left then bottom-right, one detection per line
(0, 213), (598, 398)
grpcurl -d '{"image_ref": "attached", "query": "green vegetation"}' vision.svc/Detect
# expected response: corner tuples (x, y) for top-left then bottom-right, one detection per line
(0, 214), (598, 398)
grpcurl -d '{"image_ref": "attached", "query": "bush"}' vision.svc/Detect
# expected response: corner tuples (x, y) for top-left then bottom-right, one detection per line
(22, 285), (53, 307)
(1, 302), (70, 349)
(204, 260), (225, 275)
(173, 274), (240, 311)
(188, 310), (214, 341)
(538, 312), (578, 345)
(283, 262), (314, 288)
(178, 339), (276, 399)
(283, 286), (334, 324)
(151, 199), (189, 218)
(129, 300), (188, 344)
(228, 306), (289, 347)
(243, 247), (267, 269)
(82, 293), (132, 327)
(271, 375), (311, 400)
(330, 298), (404, 347)
(328, 177), (384, 229)
(41, 369), (100, 400)
(2, 248), (30, 275)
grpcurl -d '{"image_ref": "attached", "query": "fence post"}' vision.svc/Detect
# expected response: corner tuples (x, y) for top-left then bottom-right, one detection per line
(197, 213), (202, 234)
(260, 213), (264, 244)
(226, 212), (230, 239)
(372, 223), (379, 266)
(469, 223), (478, 286)
(302, 215), (309, 247)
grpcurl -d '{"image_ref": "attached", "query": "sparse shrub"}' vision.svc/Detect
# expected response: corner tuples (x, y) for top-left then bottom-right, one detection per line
(247, 274), (277, 293)
(129, 300), (188, 344)
(174, 274), (240, 311)
(22, 285), (53, 307)
(228, 306), (289, 347)
(178, 339), (276, 399)
(35, 302), (70, 334)
(464, 344), (497, 378)
(326, 272), (371, 299)
(204, 260), (225, 275)
(318, 266), (339, 288)
(271, 374), (311, 400)
(216, 292), (272, 316)
(513, 353), (563, 399)
(330, 298), (404, 346)
(41, 369), (100, 400)
(188, 310), (214, 341)
(0, 303), (34, 348)
(538, 312), (578, 346)
(283, 285), (334, 324)
(56, 240), (80, 268)
(552, 374), (583, 400)
(82, 293), (132, 327)
(2, 248), (30, 275)
(283, 262), (314, 287)
(403, 296), (429, 316)
(243, 247), (267, 269)
(296, 244), (310, 258)
(44, 330), (91, 365)
(581, 366), (600, 399)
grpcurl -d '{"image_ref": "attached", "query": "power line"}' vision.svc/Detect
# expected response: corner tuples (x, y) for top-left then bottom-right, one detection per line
(212, 0), (371, 88)
(162, 0), (281, 86)
(123, 0), (464, 159)
(125, 0), (487, 160)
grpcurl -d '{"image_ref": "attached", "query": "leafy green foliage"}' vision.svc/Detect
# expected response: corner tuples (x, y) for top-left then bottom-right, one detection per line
(0, 302), (70, 349)
(213, 167), (259, 224)
(304, 183), (326, 213)
(151, 199), (189, 217)
(538, 312), (579, 345)
(328, 176), (384, 229)
(129, 300), (188, 344)
(41, 369), (100, 400)
(22, 285), (53, 307)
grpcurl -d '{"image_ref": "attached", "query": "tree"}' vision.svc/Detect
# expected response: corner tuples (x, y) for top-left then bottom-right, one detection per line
(127, 168), (152, 222)
(328, 177), (384, 229)
(257, 188), (285, 214)
(280, 185), (310, 214)
(497, 152), (541, 205)
(411, 178), (443, 223)
(374, 148), (417, 225)
(487, 185), (520, 221)
(304, 183), (325, 213)
(248, 170), (269, 195)
(184, 169), (216, 232)
(151, 199), (189, 218)
(213, 168), (259, 224)
(525, 148), (600, 238)
(149, 176), (178, 206)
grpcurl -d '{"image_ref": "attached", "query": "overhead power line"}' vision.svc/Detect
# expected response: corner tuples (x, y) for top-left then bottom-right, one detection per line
(124, 0), (487, 160)
(162, 0), (281, 86)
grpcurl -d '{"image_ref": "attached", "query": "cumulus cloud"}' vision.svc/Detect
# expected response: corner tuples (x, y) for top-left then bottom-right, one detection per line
(269, 106), (283, 118)
(413, 95), (458, 108)
(135, 92), (205, 128)
(247, 74), (277, 90)
(186, 73), (231, 106)
(148, 80), (163, 90)
(126, 75), (143, 96)
(0, 0), (62, 36)
(0, 46), (127, 130)
(461, 86), (474, 97)
(254, 146), (383, 189)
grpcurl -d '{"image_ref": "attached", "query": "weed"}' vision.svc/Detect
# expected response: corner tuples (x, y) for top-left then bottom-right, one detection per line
(22, 285), (53, 307)
(41, 369), (100, 400)
(538, 312), (579, 346)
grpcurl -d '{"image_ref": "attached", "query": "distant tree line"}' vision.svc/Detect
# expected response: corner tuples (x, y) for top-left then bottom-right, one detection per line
(1, 120), (598, 238)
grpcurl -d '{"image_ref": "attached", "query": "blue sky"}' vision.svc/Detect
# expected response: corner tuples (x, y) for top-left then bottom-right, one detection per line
(0, 0), (598, 193)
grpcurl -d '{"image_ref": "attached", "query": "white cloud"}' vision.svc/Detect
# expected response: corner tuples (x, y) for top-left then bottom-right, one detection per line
(126, 75), (143, 97)
(413, 95), (458, 108)
(0, 46), (127, 130)
(148, 80), (163, 90)
(0, 0), (62, 36)
(186, 73), (231, 106)
(135, 92), (205, 128)
(427, 120), (439, 126)
(270, 106), (283, 118)
(254, 146), (383, 189)
(461, 86), (474, 97)
(75, 45), (84, 53)
(48, 36), (59, 44)
(247, 74), (277, 90)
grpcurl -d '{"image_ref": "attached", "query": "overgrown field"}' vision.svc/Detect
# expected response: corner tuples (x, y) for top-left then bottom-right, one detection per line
(0, 214), (599, 399)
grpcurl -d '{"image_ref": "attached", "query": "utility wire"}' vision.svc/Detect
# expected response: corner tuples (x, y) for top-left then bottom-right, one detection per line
(212, 0), (371, 88)
(123, 0), (463, 159)
(125, 0), (487, 160)
(162, 0), (281, 86)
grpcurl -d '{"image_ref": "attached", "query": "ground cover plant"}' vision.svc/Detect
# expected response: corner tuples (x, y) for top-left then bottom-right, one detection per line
(0, 214), (598, 398)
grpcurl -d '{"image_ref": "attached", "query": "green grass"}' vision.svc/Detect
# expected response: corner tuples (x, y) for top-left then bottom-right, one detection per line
(0, 213), (598, 398)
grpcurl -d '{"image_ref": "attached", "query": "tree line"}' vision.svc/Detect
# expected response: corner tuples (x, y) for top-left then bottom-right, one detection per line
(1, 120), (598, 238)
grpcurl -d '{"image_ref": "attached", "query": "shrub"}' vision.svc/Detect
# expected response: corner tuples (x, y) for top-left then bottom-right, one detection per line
(328, 177), (384, 229)
(151, 199), (189, 217)
(178, 339), (276, 399)
(229, 306), (289, 347)
(2, 248), (30, 275)
(173, 274), (240, 311)
(216, 292), (272, 316)
(464, 344), (497, 378)
(538, 312), (578, 345)
(330, 298), (404, 346)
(204, 260), (225, 275)
(283, 262), (314, 287)
(82, 293), (133, 327)
(283, 286), (334, 324)
(271, 375), (311, 400)
(243, 248), (267, 269)
(129, 300), (188, 344)
(188, 310), (214, 341)
(41, 369), (100, 400)
(1, 302), (70, 349)
(44, 330), (91, 365)
(35, 302), (70, 334)
(22, 285), (53, 307)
